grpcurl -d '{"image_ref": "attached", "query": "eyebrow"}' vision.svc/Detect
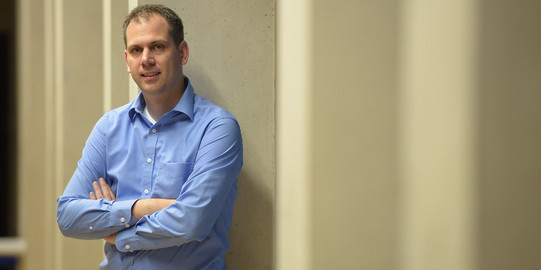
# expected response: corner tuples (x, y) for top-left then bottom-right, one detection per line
(127, 39), (169, 50)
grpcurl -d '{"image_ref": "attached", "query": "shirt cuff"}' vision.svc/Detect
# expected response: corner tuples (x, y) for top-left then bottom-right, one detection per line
(115, 225), (139, 252)
(109, 199), (137, 228)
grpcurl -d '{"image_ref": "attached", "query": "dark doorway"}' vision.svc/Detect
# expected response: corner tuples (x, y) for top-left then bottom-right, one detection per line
(0, 0), (18, 269)
(0, 0), (17, 239)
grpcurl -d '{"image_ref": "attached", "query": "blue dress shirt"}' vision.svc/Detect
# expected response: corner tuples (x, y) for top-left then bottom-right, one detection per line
(57, 77), (243, 270)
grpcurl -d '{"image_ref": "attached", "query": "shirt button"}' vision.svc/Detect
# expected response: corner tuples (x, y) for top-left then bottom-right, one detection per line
(152, 128), (157, 133)
(147, 158), (152, 163)
(125, 245), (130, 250)
(120, 217), (125, 223)
(144, 189), (149, 195)
(89, 226), (93, 230)
(125, 224), (131, 228)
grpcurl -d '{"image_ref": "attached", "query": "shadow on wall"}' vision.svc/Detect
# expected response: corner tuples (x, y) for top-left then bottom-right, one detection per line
(186, 64), (226, 109)
(226, 169), (273, 269)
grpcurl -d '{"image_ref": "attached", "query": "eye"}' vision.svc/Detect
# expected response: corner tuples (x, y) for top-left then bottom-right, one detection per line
(129, 47), (143, 54)
(153, 44), (165, 51)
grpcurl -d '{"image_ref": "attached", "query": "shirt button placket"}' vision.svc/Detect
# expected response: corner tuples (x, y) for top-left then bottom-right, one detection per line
(145, 126), (157, 202)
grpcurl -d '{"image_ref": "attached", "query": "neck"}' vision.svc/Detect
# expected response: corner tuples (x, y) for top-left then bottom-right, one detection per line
(143, 82), (185, 121)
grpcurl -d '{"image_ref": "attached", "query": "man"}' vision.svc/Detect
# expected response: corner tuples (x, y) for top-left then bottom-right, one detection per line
(56, 4), (243, 270)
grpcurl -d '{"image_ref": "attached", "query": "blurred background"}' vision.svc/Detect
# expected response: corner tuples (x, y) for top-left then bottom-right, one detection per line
(2, 0), (541, 269)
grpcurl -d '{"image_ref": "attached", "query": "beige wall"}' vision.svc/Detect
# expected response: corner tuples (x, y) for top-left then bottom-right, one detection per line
(17, 0), (274, 269)
(276, 0), (541, 270)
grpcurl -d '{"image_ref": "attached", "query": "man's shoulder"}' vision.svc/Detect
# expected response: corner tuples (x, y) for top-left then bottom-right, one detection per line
(95, 102), (134, 127)
(193, 95), (237, 122)
(105, 102), (133, 118)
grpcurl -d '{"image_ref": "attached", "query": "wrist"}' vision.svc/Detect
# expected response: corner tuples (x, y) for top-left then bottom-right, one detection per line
(131, 199), (146, 220)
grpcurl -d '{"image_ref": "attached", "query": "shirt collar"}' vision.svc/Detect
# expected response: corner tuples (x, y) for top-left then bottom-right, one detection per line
(128, 76), (195, 121)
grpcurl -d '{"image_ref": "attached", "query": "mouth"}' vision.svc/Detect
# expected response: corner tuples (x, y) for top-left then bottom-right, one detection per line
(141, 72), (161, 78)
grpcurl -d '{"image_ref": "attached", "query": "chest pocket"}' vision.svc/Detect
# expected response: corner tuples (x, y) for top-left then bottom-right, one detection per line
(154, 162), (193, 198)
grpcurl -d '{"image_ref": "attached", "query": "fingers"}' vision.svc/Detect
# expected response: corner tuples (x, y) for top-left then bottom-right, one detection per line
(100, 177), (116, 201)
(92, 180), (104, 199)
(90, 177), (116, 201)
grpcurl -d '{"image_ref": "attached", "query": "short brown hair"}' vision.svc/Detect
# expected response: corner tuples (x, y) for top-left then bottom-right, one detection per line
(122, 4), (184, 47)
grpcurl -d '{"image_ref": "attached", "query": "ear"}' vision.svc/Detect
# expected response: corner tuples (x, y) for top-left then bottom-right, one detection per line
(178, 41), (189, 65)
(124, 50), (131, 73)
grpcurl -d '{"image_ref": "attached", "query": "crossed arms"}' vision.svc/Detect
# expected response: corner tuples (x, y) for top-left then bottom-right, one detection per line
(88, 177), (175, 244)
(56, 114), (243, 252)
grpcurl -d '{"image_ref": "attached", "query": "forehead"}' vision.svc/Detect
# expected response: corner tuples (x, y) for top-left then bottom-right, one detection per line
(125, 14), (172, 46)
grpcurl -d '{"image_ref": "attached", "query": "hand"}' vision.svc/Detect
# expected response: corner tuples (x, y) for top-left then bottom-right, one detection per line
(89, 177), (116, 201)
(104, 233), (117, 245)
(88, 178), (118, 244)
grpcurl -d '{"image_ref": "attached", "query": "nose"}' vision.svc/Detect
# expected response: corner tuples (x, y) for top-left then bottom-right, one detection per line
(141, 48), (155, 65)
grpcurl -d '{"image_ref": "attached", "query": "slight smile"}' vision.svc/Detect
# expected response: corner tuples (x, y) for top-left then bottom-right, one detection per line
(142, 72), (161, 77)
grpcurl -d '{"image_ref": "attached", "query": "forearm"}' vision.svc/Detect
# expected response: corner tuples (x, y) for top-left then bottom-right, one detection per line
(56, 196), (137, 239)
(114, 201), (206, 252)
(100, 199), (175, 245)
(114, 176), (238, 252)
(132, 198), (176, 219)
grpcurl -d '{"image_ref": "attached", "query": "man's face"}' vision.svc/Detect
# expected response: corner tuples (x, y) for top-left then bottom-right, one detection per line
(124, 14), (188, 97)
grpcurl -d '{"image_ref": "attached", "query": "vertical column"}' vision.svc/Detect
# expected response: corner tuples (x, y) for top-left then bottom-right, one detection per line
(53, 0), (66, 266)
(398, 1), (478, 269)
(103, 0), (112, 112)
(45, 0), (63, 268)
(276, 0), (313, 269)
(17, 0), (52, 269)
(18, 0), (124, 269)
(277, 0), (399, 269)
(104, 0), (132, 111)
(60, 1), (106, 269)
